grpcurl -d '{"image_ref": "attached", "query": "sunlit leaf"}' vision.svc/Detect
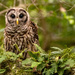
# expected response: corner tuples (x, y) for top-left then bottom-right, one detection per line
(34, 44), (45, 53)
(0, 69), (6, 74)
(31, 62), (41, 68)
(51, 47), (62, 51)
(22, 58), (32, 65)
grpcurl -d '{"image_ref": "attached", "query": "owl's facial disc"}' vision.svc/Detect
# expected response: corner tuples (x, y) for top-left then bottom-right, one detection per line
(10, 14), (19, 25)
(16, 13), (24, 25)
(19, 13), (24, 18)
(6, 8), (28, 26)
(10, 14), (15, 18)
(18, 10), (28, 25)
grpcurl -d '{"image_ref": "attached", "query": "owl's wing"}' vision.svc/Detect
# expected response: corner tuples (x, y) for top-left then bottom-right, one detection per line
(30, 21), (39, 45)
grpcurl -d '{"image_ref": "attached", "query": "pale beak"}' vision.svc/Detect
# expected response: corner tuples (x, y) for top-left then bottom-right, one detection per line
(16, 18), (19, 25)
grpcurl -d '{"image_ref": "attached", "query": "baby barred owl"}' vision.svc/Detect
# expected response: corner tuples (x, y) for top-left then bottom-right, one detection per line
(4, 8), (39, 59)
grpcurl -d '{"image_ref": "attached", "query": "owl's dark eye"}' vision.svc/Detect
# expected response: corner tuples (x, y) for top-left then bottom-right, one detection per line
(10, 14), (15, 18)
(19, 13), (24, 18)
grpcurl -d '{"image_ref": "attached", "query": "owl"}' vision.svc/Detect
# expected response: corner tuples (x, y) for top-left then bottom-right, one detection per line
(4, 8), (39, 59)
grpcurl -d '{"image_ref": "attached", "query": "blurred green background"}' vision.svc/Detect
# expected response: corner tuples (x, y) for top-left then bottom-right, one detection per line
(0, 0), (75, 51)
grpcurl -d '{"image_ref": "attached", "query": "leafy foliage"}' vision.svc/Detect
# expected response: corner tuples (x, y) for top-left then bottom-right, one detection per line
(22, 44), (75, 75)
(0, 44), (74, 75)
(0, 0), (75, 50)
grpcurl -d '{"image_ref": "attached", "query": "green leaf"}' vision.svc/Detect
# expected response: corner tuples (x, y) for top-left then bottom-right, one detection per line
(37, 62), (46, 71)
(0, 56), (6, 63)
(6, 52), (17, 60)
(34, 44), (45, 53)
(17, 49), (27, 58)
(0, 45), (5, 53)
(58, 69), (64, 75)
(28, 51), (39, 59)
(13, 44), (20, 52)
(42, 68), (47, 75)
(31, 62), (41, 68)
(46, 69), (51, 75)
(50, 63), (58, 74)
(51, 47), (62, 51)
(64, 59), (75, 70)
(60, 59), (75, 70)
(22, 58), (32, 65)
(0, 69), (6, 74)
(51, 51), (62, 55)
(38, 56), (44, 62)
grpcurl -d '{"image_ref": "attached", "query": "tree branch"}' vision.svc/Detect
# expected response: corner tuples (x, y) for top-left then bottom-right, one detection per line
(0, 3), (8, 9)
(0, 9), (9, 15)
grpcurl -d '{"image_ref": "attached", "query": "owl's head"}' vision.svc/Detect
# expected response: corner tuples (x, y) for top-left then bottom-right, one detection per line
(5, 8), (30, 27)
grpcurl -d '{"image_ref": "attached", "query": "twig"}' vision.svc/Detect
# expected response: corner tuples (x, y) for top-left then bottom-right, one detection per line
(0, 3), (8, 9)
(23, 0), (26, 9)
(67, 5), (75, 11)
(31, 0), (39, 10)
(0, 9), (9, 15)
(26, 4), (31, 11)
(18, 0), (23, 4)
(24, 0), (26, 4)
(14, 0), (16, 7)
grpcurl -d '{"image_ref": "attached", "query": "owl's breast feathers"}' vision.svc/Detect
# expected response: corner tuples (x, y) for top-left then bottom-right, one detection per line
(4, 21), (39, 56)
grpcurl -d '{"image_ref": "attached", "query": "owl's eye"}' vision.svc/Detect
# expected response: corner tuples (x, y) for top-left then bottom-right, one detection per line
(19, 13), (24, 18)
(10, 14), (15, 18)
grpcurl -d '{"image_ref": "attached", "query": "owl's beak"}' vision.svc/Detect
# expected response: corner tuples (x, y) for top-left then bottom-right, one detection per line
(16, 18), (19, 25)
